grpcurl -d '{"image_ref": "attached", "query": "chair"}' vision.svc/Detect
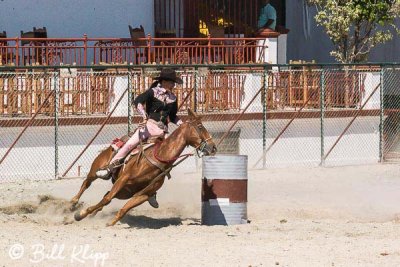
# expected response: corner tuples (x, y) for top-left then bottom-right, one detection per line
(154, 28), (177, 64)
(208, 25), (225, 43)
(203, 72), (230, 111)
(0, 31), (8, 65)
(287, 60), (320, 108)
(0, 31), (17, 65)
(207, 24), (226, 63)
(20, 27), (47, 65)
(33, 27), (47, 38)
(129, 25), (147, 64)
(265, 71), (289, 110)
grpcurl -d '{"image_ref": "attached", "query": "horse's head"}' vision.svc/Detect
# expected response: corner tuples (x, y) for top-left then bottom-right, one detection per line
(185, 109), (217, 157)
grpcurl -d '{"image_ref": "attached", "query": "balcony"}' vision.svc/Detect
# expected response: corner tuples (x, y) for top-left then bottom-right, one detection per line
(0, 35), (273, 66)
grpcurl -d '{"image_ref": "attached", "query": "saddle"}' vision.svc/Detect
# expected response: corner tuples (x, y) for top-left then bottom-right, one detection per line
(109, 132), (168, 183)
(110, 131), (165, 163)
(111, 132), (164, 156)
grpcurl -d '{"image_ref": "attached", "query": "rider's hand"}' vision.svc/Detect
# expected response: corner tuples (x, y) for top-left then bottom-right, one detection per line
(138, 119), (147, 129)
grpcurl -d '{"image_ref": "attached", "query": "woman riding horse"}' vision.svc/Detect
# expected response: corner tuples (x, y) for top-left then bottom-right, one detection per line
(74, 109), (217, 226)
(96, 68), (184, 208)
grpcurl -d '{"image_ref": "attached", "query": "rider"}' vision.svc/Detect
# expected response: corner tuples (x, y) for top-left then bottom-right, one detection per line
(95, 68), (184, 208)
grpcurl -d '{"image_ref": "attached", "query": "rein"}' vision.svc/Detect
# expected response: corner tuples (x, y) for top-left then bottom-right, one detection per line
(153, 120), (212, 164)
(153, 141), (193, 164)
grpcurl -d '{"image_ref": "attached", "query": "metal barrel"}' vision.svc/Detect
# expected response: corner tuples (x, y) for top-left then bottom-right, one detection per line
(201, 155), (248, 225)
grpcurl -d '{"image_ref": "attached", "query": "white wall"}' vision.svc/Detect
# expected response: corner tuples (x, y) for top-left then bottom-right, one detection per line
(0, 117), (381, 181)
(0, 0), (154, 38)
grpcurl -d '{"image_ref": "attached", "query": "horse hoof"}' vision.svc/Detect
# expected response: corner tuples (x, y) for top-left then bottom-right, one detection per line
(74, 210), (84, 221)
(106, 221), (116, 227)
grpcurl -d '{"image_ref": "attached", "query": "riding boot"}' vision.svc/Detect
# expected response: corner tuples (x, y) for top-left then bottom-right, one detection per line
(148, 193), (159, 208)
(95, 159), (124, 180)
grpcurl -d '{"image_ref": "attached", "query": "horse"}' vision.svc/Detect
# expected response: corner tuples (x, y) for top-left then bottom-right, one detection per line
(72, 109), (217, 226)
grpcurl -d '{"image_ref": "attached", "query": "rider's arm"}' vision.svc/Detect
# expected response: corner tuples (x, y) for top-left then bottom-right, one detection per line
(133, 89), (153, 120)
(169, 101), (183, 126)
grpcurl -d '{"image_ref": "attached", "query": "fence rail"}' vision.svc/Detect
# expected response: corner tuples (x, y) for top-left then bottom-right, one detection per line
(0, 64), (399, 182)
(0, 36), (266, 66)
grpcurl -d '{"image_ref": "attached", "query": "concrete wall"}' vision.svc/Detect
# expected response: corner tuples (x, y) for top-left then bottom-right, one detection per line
(0, 117), (381, 182)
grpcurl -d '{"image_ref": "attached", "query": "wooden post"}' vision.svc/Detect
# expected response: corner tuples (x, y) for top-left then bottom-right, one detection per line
(147, 34), (152, 64)
(207, 34), (211, 64)
(83, 34), (88, 65)
(0, 74), (3, 114)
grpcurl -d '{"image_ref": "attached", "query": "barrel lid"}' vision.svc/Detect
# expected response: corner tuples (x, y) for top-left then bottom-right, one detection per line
(202, 155), (248, 179)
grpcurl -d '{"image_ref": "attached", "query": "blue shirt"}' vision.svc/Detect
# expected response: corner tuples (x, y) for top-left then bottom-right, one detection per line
(257, 3), (277, 30)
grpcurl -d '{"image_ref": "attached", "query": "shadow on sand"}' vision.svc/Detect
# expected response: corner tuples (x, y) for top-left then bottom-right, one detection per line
(120, 214), (200, 229)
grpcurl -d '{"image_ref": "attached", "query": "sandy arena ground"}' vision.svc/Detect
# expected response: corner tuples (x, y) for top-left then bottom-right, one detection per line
(0, 163), (400, 267)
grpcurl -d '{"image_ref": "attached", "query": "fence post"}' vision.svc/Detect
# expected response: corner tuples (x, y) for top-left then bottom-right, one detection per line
(320, 67), (325, 166)
(379, 65), (385, 162)
(83, 34), (88, 65)
(194, 67), (198, 112)
(147, 34), (152, 64)
(54, 71), (59, 179)
(128, 67), (133, 133)
(262, 65), (268, 169)
(207, 34), (211, 64)
(15, 37), (20, 66)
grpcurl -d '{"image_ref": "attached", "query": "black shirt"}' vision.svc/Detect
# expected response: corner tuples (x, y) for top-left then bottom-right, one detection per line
(133, 85), (179, 126)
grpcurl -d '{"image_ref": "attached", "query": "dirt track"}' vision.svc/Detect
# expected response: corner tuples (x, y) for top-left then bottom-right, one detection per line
(1, 164), (400, 267)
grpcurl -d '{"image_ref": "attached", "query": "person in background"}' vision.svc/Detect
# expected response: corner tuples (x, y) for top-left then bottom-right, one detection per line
(257, 0), (277, 31)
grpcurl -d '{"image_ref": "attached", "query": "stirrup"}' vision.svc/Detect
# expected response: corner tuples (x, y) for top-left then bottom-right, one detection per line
(96, 159), (123, 180)
(96, 168), (112, 180)
(148, 194), (159, 209)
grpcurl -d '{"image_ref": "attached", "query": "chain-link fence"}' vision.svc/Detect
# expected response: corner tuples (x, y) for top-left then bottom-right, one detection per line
(1, 64), (399, 182)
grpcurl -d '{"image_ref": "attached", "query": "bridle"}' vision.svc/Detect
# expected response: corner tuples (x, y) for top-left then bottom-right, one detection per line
(152, 120), (214, 164)
(187, 120), (213, 157)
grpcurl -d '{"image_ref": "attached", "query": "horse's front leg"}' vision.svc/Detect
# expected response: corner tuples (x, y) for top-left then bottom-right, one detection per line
(74, 175), (129, 221)
(71, 147), (113, 205)
(106, 194), (149, 227)
(106, 176), (165, 226)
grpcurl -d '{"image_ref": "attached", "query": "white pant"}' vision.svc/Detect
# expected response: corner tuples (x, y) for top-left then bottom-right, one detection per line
(111, 120), (165, 163)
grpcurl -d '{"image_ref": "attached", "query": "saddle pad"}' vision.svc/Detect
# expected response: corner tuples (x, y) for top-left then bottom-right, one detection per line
(111, 138), (125, 149)
(110, 131), (136, 151)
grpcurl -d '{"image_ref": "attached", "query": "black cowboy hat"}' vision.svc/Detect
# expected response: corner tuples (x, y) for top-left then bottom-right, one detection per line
(155, 68), (183, 84)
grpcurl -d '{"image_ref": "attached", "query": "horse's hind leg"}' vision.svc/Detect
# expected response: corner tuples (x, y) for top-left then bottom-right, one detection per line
(74, 174), (129, 221)
(70, 176), (97, 206)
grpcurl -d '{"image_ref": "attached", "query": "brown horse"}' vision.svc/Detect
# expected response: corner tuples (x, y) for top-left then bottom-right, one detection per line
(72, 109), (217, 226)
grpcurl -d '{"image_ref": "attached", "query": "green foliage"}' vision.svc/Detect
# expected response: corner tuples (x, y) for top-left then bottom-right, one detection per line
(308, 0), (400, 63)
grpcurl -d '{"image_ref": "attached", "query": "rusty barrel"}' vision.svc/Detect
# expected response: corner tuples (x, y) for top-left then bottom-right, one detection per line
(201, 155), (248, 225)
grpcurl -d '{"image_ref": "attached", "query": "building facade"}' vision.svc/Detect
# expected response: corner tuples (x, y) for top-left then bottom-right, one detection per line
(0, 0), (398, 63)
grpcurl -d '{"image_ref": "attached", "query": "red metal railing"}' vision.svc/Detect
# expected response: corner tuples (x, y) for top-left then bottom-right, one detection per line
(0, 36), (266, 66)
